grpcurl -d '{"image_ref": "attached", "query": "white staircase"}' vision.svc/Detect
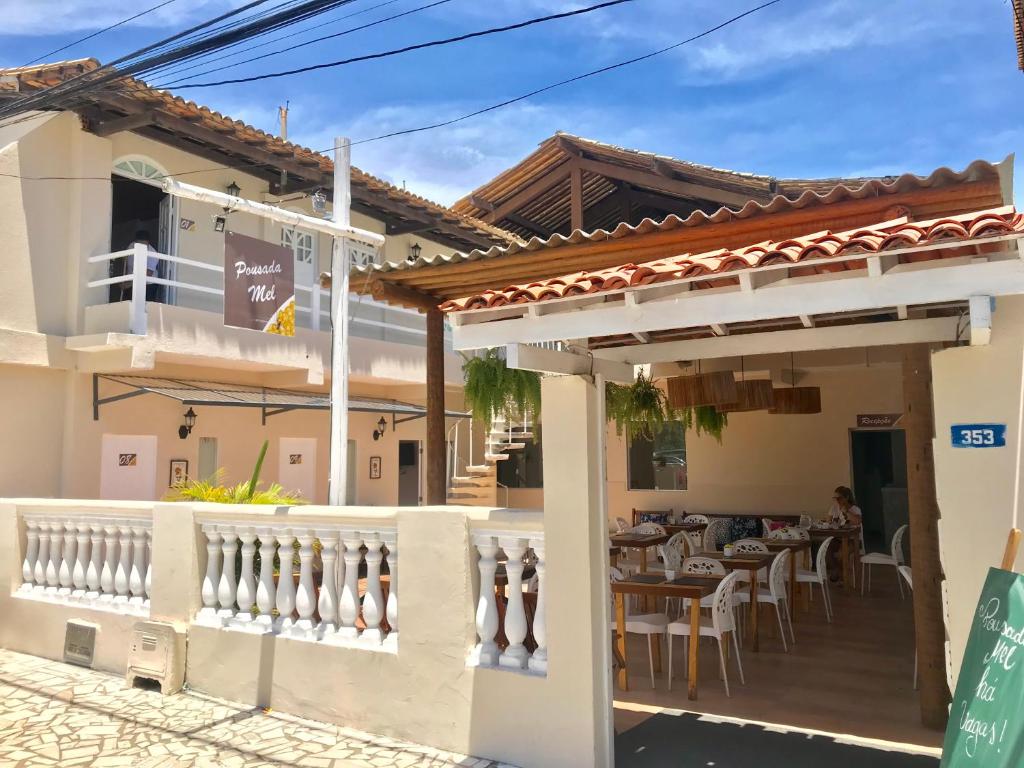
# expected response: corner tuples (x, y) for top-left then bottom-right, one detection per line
(448, 416), (532, 506)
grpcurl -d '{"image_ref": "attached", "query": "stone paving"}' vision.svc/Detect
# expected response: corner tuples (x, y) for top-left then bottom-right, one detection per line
(0, 650), (509, 768)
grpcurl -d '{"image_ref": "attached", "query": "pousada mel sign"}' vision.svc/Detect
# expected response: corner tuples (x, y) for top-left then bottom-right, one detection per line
(951, 424), (1007, 448)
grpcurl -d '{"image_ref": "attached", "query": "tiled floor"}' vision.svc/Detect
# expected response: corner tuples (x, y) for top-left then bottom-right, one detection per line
(0, 650), (509, 768)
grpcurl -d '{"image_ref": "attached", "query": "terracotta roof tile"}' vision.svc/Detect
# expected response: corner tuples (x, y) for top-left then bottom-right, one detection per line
(441, 206), (1024, 312)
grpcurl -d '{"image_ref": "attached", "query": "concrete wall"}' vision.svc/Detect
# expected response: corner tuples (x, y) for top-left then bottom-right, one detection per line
(0, 364), (68, 498)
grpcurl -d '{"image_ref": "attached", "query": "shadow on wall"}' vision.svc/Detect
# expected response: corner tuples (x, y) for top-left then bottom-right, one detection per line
(615, 712), (939, 768)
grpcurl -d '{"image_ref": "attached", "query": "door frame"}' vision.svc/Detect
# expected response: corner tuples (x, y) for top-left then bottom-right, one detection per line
(398, 439), (422, 506)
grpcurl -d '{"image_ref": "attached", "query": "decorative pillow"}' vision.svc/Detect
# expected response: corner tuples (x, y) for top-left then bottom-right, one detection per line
(638, 512), (669, 525)
(766, 519), (788, 532)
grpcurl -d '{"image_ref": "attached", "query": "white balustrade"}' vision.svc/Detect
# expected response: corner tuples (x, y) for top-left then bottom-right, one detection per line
(195, 520), (397, 649)
(471, 531), (547, 676)
(17, 515), (151, 616)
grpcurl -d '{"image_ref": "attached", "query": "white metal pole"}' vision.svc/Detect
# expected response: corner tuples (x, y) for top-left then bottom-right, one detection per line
(329, 137), (352, 506)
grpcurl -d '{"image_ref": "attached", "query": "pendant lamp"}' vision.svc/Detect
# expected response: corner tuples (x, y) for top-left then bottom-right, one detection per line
(720, 358), (774, 412)
(770, 353), (822, 415)
(667, 361), (737, 409)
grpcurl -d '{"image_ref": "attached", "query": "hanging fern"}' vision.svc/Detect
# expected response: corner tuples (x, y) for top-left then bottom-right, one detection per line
(690, 404), (728, 443)
(605, 371), (671, 440)
(462, 349), (541, 424)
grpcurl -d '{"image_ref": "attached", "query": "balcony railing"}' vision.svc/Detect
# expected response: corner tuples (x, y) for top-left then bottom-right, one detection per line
(85, 244), (430, 342)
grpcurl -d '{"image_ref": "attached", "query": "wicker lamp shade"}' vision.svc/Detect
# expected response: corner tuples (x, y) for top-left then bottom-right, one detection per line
(720, 379), (775, 413)
(667, 371), (738, 408)
(769, 386), (822, 415)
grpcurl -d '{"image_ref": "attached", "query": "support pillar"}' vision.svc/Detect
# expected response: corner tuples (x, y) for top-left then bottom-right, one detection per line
(570, 164), (584, 232)
(902, 344), (951, 729)
(426, 306), (446, 505)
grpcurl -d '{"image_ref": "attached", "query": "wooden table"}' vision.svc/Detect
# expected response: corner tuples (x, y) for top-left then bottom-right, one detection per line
(707, 551), (775, 652)
(611, 574), (719, 700)
(755, 537), (812, 608)
(809, 525), (861, 592)
(609, 532), (670, 573)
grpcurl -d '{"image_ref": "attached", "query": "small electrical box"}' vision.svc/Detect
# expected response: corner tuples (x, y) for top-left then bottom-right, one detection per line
(126, 621), (186, 695)
(64, 620), (98, 667)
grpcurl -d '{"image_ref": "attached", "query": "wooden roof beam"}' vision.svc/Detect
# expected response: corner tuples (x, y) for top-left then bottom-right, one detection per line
(484, 163), (572, 224)
(369, 278), (439, 312)
(88, 110), (157, 137)
(502, 212), (555, 238)
(386, 218), (436, 236)
(577, 156), (754, 208)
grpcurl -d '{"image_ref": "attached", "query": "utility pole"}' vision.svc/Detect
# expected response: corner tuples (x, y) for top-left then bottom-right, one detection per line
(278, 102), (289, 190)
(328, 136), (351, 506)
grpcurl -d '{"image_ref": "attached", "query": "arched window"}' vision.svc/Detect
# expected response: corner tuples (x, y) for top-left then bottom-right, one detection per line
(112, 155), (168, 185)
(281, 226), (316, 268)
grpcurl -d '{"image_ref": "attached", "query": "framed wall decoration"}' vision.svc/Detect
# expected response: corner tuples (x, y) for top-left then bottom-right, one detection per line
(169, 459), (189, 486)
(369, 455), (382, 480)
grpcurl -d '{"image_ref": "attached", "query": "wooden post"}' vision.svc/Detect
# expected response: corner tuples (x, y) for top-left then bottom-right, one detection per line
(570, 163), (583, 232)
(425, 306), (445, 505)
(328, 137), (351, 506)
(1002, 529), (1022, 571)
(902, 344), (951, 729)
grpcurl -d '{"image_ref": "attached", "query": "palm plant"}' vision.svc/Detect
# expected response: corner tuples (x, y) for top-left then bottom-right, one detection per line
(165, 440), (304, 504)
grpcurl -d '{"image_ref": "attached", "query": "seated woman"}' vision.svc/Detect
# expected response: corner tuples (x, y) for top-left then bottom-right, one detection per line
(827, 486), (862, 527)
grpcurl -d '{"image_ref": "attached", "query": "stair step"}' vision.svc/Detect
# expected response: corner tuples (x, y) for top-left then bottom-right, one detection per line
(451, 475), (495, 486)
(484, 453), (511, 462)
(466, 465), (497, 475)
(488, 431), (533, 440)
(487, 442), (526, 451)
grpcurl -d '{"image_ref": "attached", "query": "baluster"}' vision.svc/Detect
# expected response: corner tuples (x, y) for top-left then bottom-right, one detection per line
(338, 533), (363, 640)
(33, 522), (50, 591)
(473, 535), (500, 666)
(217, 530), (239, 620)
(292, 532), (317, 635)
(384, 541), (398, 646)
(234, 529), (257, 625)
(498, 537), (530, 669)
(45, 522), (63, 594)
(86, 525), (104, 600)
(197, 527), (222, 622)
(527, 539), (547, 673)
(255, 529), (277, 629)
(113, 525), (132, 604)
(144, 529), (152, 605)
(275, 532), (296, 632)
(58, 522), (76, 597)
(21, 519), (40, 592)
(72, 523), (90, 599)
(128, 526), (147, 606)
(361, 534), (385, 644)
(317, 531), (340, 639)
(99, 525), (118, 601)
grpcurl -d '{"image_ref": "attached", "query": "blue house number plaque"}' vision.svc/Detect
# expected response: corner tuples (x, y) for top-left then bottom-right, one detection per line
(950, 424), (1006, 448)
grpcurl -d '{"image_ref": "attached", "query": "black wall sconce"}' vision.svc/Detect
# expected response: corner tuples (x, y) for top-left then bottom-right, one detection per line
(407, 242), (422, 262)
(178, 407), (197, 440)
(372, 416), (387, 441)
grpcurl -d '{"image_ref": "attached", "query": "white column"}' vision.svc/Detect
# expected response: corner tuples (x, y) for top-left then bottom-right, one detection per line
(86, 525), (104, 600)
(234, 529), (257, 625)
(338, 533), (363, 640)
(72, 523), (90, 599)
(361, 533), (385, 645)
(198, 528), (222, 622)
(33, 522), (50, 591)
(99, 525), (118, 601)
(144, 529), (153, 605)
(328, 135), (351, 506)
(130, 241), (148, 335)
(473, 535), (501, 666)
(113, 525), (132, 604)
(384, 541), (398, 646)
(58, 522), (77, 597)
(499, 537), (530, 670)
(128, 525), (147, 606)
(317, 531), (340, 639)
(217, 530), (239, 619)
(292, 532), (317, 635)
(45, 522), (63, 594)
(21, 519), (41, 591)
(311, 283), (322, 332)
(255, 529), (277, 630)
(528, 539), (548, 673)
(275, 532), (296, 632)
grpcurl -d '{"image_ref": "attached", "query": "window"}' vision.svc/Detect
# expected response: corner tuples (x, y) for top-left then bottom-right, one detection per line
(348, 243), (377, 269)
(627, 421), (687, 491)
(282, 227), (315, 265)
(112, 156), (168, 185)
(496, 436), (543, 489)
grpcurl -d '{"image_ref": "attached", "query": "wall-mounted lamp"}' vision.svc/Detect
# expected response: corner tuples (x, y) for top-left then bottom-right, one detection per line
(407, 242), (422, 263)
(311, 188), (328, 217)
(178, 407), (197, 440)
(225, 180), (241, 198)
(372, 415), (387, 441)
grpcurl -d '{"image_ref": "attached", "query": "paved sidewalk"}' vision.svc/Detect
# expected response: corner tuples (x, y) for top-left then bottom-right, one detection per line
(0, 650), (506, 768)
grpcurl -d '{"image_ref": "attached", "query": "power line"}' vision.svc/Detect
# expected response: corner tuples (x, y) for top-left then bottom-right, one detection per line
(157, 0), (453, 88)
(22, 0), (182, 66)
(167, 0), (636, 89)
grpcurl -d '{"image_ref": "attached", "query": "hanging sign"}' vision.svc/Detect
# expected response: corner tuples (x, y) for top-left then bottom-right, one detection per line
(857, 413), (902, 428)
(951, 424), (1007, 448)
(941, 567), (1024, 766)
(223, 231), (295, 336)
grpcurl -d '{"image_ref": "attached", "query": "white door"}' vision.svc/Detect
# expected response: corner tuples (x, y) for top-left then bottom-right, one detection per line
(282, 227), (316, 326)
(99, 434), (158, 500)
(197, 437), (218, 481)
(347, 438), (356, 505)
(279, 437), (318, 503)
(158, 194), (179, 303)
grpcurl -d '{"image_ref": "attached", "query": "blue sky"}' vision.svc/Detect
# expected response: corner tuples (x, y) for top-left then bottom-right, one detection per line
(2, 0), (1023, 206)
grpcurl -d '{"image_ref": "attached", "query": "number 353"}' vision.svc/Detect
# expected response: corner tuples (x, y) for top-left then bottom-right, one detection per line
(951, 424), (1005, 448)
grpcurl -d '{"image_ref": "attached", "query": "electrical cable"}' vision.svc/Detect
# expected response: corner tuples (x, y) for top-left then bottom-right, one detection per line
(167, 0), (636, 89)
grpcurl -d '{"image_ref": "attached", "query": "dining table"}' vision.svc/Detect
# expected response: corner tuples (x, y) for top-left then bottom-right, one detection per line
(609, 531), (670, 573)
(754, 537), (812, 609)
(611, 573), (719, 700)
(808, 525), (862, 592)
(662, 522), (707, 537)
(706, 551), (776, 652)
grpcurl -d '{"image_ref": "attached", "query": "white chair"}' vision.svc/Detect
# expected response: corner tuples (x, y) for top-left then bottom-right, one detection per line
(796, 535), (834, 622)
(736, 549), (795, 652)
(629, 522), (666, 569)
(703, 518), (730, 552)
(683, 514), (709, 524)
(656, 531), (691, 572)
(609, 567), (669, 689)
(666, 571), (745, 696)
(861, 524), (908, 598)
(731, 539), (768, 586)
(898, 565), (917, 689)
(615, 517), (630, 533)
(680, 557), (744, 628)
(683, 529), (704, 555)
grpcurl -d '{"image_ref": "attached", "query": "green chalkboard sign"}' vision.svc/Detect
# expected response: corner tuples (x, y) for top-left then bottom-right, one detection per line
(941, 567), (1024, 767)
